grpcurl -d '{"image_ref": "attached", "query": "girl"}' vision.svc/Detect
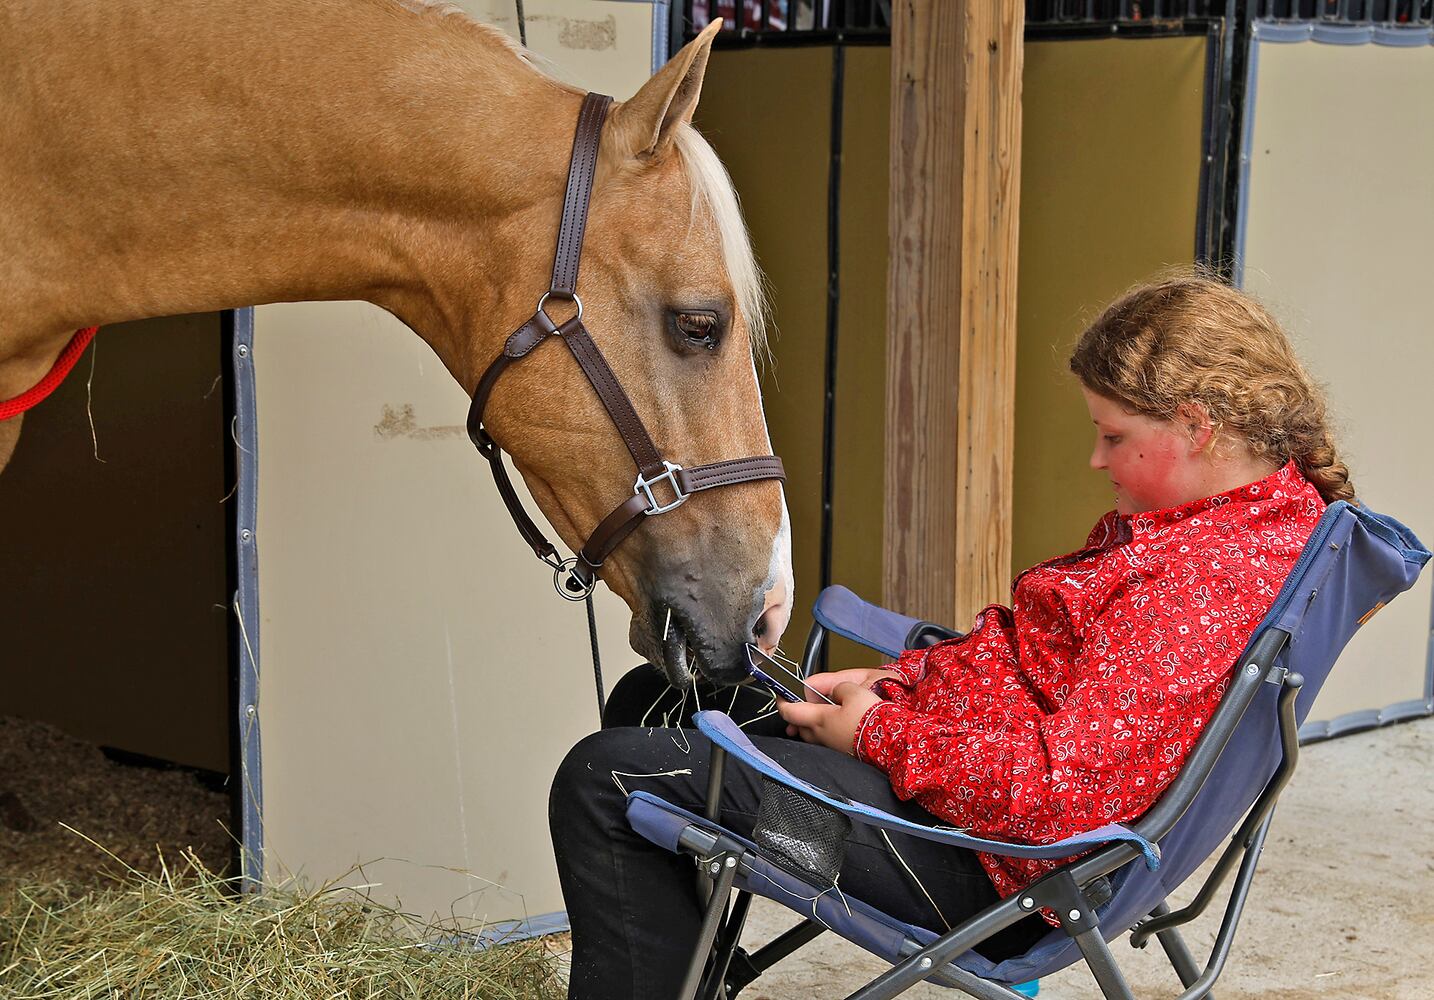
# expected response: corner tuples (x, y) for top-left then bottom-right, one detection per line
(548, 276), (1348, 999)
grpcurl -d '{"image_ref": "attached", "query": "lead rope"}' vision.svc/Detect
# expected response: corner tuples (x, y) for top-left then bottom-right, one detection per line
(514, 0), (527, 46)
(585, 592), (606, 724)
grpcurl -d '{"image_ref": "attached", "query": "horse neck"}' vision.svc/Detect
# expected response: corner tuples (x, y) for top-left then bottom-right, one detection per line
(1, 0), (582, 378)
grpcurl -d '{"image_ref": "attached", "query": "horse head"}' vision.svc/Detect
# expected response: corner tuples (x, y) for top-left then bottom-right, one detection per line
(470, 23), (792, 687)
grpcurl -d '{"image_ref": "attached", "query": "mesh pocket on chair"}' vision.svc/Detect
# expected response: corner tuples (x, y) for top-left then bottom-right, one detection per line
(752, 778), (851, 890)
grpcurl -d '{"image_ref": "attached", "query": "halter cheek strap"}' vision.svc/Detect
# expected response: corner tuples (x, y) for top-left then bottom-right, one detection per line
(467, 92), (786, 599)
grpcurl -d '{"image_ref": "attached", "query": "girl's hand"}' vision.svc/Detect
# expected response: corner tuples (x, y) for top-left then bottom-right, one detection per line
(800, 667), (904, 701)
(776, 682), (883, 755)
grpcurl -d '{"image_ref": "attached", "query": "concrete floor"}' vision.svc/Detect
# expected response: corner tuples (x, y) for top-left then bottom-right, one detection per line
(727, 715), (1434, 1000)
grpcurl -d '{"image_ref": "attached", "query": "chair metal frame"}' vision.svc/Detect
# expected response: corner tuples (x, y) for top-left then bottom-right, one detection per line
(671, 623), (1301, 1000)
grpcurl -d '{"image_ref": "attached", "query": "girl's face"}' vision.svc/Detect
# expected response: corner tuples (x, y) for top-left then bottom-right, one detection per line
(1082, 388), (1206, 515)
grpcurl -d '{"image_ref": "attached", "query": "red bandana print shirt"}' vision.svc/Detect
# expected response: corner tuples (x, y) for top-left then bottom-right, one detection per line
(854, 462), (1326, 902)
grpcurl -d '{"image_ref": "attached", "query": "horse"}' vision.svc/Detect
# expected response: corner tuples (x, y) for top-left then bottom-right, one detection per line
(0, 0), (793, 686)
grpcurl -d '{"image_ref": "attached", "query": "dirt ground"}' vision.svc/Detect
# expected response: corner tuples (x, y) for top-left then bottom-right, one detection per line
(7, 713), (1431, 997)
(714, 716), (1434, 999)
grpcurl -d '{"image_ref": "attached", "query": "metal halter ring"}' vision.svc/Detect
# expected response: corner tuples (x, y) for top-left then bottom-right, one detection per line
(537, 291), (583, 323)
(553, 556), (598, 602)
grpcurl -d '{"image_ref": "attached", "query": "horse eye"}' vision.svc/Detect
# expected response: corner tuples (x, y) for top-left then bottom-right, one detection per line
(672, 310), (721, 350)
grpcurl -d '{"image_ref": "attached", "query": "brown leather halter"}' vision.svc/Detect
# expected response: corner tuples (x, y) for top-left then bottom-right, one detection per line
(467, 92), (786, 603)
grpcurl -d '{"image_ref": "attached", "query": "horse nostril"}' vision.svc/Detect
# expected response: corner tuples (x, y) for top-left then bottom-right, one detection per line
(752, 607), (772, 641)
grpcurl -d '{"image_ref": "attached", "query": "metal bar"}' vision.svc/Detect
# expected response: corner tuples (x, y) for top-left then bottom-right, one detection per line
(230, 306), (264, 889)
(817, 42), (845, 620)
(843, 894), (1040, 1000)
(801, 621), (827, 678)
(679, 856), (742, 1000)
(706, 745), (728, 822)
(698, 746), (728, 905)
(1147, 903), (1205, 990)
(701, 890), (754, 999)
(1070, 926), (1138, 1000)
(1132, 669), (1304, 943)
(1166, 814), (1276, 1000)
(743, 918), (827, 972)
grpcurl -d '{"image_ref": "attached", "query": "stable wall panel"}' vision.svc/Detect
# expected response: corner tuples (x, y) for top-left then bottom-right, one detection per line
(251, 0), (664, 930)
(830, 45), (891, 632)
(1239, 26), (1434, 730)
(1012, 34), (1209, 575)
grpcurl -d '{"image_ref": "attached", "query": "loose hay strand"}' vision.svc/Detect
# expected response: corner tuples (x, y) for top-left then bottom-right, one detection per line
(0, 847), (565, 999)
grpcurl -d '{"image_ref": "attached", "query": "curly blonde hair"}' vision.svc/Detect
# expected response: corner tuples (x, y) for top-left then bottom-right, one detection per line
(1069, 275), (1354, 504)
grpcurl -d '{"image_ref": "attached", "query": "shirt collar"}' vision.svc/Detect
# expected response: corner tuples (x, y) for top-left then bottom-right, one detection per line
(1121, 460), (1306, 535)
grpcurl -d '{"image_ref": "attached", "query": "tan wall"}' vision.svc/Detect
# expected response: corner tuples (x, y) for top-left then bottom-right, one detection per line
(697, 45), (892, 668)
(253, 0), (662, 927)
(0, 314), (230, 772)
(696, 46), (834, 653)
(700, 36), (1210, 654)
(830, 46), (892, 650)
(1241, 36), (1434, 722)
(1012, 35), (1209, 574)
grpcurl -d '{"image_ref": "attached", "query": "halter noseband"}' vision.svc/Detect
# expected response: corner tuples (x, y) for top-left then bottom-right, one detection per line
(467, 92), (786, 600)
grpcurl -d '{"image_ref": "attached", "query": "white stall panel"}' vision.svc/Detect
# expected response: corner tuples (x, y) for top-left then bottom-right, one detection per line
(1240, 26), (1434, 732)
(252, 1), (664, 930)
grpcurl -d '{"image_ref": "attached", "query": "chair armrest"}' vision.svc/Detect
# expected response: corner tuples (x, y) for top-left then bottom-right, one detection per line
(810, 585), (934, 658)
(695, 711), (1160, 870)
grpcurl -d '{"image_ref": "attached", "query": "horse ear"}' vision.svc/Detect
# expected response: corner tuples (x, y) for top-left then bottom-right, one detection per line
(611, 19), (722, 161)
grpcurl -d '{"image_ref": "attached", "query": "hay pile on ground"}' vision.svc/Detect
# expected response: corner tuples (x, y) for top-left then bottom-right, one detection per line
(0, 849), (566, 999)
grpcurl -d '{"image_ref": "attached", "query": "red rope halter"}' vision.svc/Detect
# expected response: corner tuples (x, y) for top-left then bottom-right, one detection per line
(0, 328), (100, 421)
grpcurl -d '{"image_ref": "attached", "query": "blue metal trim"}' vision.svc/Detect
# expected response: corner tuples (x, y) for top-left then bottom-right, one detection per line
(1311, 24), (1375, 45)
(1252, 20), (1434, 47)
(1299, 697), (1434, 745)
(650, 1), (669, 74)
(465, 909), (571, 946)
(1372, 25), (1434, 47)
(233, 306), (264, 887)
(1426, 574), (1433, 704)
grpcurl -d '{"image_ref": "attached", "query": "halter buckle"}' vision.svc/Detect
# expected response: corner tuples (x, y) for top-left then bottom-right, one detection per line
(635, 461), (688, 515)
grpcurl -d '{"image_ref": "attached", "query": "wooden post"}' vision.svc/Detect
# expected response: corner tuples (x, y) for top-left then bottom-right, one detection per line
(884, 1), (1024, 628)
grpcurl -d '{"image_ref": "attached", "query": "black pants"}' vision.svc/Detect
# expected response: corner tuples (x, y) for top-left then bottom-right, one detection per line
(549, 665), (1045, 999)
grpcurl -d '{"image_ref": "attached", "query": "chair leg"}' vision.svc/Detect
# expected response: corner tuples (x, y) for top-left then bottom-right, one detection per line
(679, 854), (741, 1000)
(1071, 926), (1137, 1000)
(699, 890), (753, 1000)
(1146, 902), (1206, 992)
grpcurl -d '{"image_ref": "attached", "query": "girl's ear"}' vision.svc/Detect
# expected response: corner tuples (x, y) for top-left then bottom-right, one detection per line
(1175, 402), (1215, 454)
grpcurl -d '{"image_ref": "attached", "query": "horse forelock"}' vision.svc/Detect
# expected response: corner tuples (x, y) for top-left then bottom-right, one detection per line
(671, 124), (772, 361)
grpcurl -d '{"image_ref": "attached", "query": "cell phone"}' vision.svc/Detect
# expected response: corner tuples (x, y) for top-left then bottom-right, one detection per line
(745, 644), (835, 704)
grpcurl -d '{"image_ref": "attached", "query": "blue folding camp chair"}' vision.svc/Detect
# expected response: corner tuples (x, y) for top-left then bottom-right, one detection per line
(625, 499), (1429, 999)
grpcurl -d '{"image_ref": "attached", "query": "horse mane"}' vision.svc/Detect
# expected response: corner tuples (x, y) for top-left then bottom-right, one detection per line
(673, 124), (772, 358)
(396, 0), (770, 356)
